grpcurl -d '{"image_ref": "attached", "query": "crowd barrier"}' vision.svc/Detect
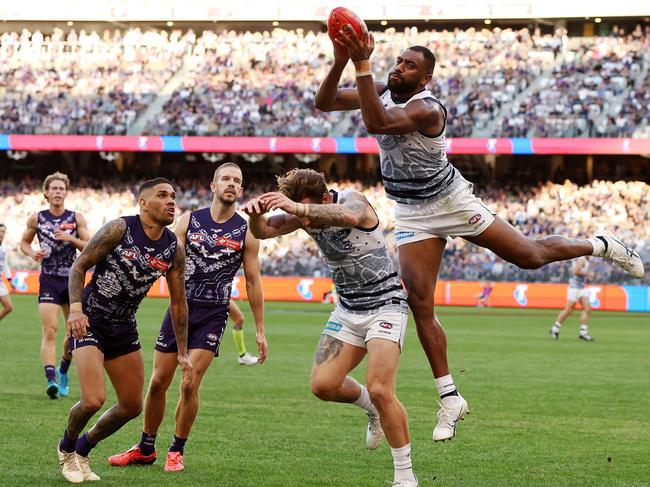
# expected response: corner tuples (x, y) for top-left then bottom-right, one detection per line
(8, 271), (650, 312)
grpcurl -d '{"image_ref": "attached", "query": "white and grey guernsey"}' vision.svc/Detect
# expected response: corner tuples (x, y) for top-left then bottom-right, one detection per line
(568, 257), (589, 289)
(305, 189), (407, 314)
(376, 88), (467, 205)
(0, 245), (11, 280)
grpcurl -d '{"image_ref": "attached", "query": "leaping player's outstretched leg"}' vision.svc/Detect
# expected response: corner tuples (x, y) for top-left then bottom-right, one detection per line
(466, 217), (645, 278)
(398, 238), (469, 442)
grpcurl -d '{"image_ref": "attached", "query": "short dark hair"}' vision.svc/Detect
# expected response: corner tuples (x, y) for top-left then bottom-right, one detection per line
(0, 224), (5, 229)
(408, 45), (436, 74)
(213, 162), (242, 181)
(138, 177), (174, 195)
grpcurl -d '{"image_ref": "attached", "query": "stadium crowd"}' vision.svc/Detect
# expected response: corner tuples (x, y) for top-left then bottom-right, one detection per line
(2, 176), (648, 284)
(0, 25), (648, 138)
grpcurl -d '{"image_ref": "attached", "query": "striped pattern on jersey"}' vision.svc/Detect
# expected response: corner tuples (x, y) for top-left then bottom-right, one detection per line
(376, 89), (466, 204)
(305, 189), (407, 314)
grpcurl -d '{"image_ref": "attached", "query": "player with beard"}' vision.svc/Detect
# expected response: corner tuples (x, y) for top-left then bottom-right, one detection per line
(57, 178), (191, 483)
(20, 172), (90, 399)
(109, 163), (267, 472)
(316, 26), (645, 442)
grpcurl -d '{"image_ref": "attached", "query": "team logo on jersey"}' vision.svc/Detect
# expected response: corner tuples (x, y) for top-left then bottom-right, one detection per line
(58, 223), (76, 230)
(188, 233), (206, 243)
(469, 214), (482, 225)
(379, 322), (394, 330)
(216, 237), (242, 251)
(148, 257), (171, 271)
(121, 248), (139, 260)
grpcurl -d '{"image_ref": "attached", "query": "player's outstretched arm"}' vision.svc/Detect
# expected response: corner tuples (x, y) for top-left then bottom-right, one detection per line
(67, 218), (127, 339)
(242, 229), (267, 364)
(243, 197), (302, 239)
(315, 37), (385, 112)
(167, 242), (192, 385)
(336, 26), (444, 135)
(261, 191), (376, 229)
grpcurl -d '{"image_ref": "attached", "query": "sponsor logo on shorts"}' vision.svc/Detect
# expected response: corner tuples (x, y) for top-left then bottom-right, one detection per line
(469, 214), (482, 225)
(132, 339), (140, 346)
(207, 333), (218, 341)
(395, 231), (415, 242)
(207, 341), (217, 346)
(379, 322), (394, 330)
(325, 321), (342, 332)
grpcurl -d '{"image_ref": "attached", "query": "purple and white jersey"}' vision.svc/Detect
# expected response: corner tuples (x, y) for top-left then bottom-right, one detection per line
(184, 208), (246, 305)
(83, 215), (177, 323)
(36, 209), (78, 276)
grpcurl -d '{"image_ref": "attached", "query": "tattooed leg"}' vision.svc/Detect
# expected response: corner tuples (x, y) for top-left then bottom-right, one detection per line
(310, 335), (366, 403)
(86, 350), (144, 444)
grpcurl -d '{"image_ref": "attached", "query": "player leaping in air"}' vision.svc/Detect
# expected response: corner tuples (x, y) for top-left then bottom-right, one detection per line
(315, 23), (645, 442)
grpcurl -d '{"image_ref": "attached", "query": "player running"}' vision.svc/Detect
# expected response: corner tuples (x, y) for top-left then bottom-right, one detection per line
(550, 257), (594, 341)
(108, 163), (267, 473)
(0, 224), (15, 322)
(316, 25), (645, 441)
(246, 168), (419, 487)
(20, 172), (90, 399)
(57, 178), (191, 483)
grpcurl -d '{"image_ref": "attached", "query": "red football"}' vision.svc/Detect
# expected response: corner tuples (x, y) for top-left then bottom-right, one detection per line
(327, 7), (368, 43)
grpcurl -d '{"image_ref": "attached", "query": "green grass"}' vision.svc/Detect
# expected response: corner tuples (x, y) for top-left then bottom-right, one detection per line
(0, 295), (649, 486)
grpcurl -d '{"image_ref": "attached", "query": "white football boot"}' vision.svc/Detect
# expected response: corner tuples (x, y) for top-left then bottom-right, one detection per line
(238, 352), (259, 365)
(57, 447), (83, 484)
(433, 394), (469, 442)
(392, 477), (419, 486)
(366, 412), (385, 450)
(77, 454), (101, 481)
(595, 232), (644, 278)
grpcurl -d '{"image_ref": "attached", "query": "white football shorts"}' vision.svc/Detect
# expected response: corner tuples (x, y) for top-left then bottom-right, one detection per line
(567, 287), (590, 302)
(394, 182), (495, 246)
(0, 281), (8, 297)
(321, 306), (407, 349)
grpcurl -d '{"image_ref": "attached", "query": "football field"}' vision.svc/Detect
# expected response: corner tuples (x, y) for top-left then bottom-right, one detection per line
(0, 295), (648, 486)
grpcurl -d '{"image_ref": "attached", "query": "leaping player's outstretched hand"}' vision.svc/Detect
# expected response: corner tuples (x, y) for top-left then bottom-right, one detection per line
(243, 197), (268, 216)
(334, 24), (374, 62)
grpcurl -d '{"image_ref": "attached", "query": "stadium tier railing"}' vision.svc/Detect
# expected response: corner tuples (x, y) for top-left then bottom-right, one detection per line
(2, 135), (650, 155)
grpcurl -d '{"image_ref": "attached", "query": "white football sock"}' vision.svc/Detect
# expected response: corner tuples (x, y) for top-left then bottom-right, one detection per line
(391, 444), (416, 483)
(435, 374), (456, 398)
(352, 383), (378, 416)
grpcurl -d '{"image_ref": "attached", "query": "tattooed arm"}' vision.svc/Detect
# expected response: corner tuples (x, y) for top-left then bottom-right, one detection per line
(167, 241), (193, 386)
(261, 190), (378, 229)
(67, 218), (127, 339)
